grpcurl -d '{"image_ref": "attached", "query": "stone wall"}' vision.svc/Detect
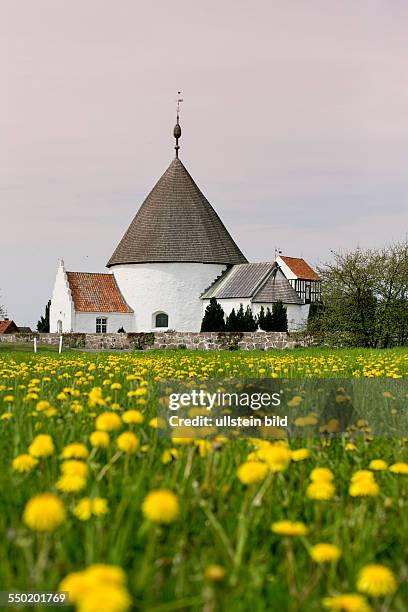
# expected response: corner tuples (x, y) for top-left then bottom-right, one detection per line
(0, 331), (300, 351)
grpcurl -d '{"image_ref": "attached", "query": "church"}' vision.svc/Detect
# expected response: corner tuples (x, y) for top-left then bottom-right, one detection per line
(50, 116), (320, 334)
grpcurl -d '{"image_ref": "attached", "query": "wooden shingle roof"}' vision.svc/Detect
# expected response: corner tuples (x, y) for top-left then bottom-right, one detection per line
(66, 272), (133, 313)
(107, 158), (247, 267)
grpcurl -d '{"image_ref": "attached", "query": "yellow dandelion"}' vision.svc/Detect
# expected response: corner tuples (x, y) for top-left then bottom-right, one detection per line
(389, 462), (408, 474)
(142, 489), (179, 524)
(310, 467), (334, 482)
(237, 461), (268, 485)
(260, 444), (291, 472)
(117, 432), (139, 454)
(271, 520), (308, 537)
(369, 459), (388, 471)
(12, 454), (38, 473)
(357, 564), (397, 597)
(122, 409), (144, 424)
(95, 412), (122, 432)
(291, 448), (310, 462)
(310, 543), (341, 563)
(61, 460), (88, 478)
(62, 443), (89, 459)
(56, 474), (87, 493)
(322, 593), (371, 612)
(28, 434), (54, 458)
(307, 480), (335, 501)
(89, 430), (110, 448)
(205, 564), (226, 581)
(23, 493), (66, 531)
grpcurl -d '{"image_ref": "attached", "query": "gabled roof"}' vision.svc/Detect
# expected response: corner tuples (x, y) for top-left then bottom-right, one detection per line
(201, 262), (302, 304)
(66, 272), (133, 313)
(201, 263), (274, 299)
(0, 320), (19, 334)
(279, 256), (320, 281)
(107, 157), (247, 267)
(253, 274), (303, 304)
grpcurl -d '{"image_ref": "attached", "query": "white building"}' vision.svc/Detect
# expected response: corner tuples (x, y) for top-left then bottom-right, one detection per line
(50, 118), (320, 334)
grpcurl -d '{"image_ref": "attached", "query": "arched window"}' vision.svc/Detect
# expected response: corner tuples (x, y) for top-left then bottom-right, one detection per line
(154, 312), (168, 328)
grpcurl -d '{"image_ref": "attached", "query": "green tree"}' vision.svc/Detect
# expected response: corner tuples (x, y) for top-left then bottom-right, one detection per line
(271, 301), (288, 332)
(258, 306), (266, 330)
(201, 298), (225, 332)
(225, 308), (238, 332)
(244, 305), (258, 331)
(37, 300), (51, 332)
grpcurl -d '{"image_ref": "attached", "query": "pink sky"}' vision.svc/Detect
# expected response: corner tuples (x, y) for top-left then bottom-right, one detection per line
(2, 1), (408, 326)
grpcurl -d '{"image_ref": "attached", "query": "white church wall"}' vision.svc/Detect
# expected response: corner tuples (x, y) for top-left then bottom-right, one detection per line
(50, 260), (74, 333)
(73, 312), (135, 334)
(276, 256), (297, 280)
(112, 262), (227, 332)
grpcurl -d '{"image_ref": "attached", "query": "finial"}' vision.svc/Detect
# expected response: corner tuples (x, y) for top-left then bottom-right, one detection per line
(174, 91), (183, 157)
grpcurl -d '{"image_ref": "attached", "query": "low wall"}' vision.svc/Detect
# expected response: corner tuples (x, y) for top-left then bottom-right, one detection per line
(0, 331), (301, 351)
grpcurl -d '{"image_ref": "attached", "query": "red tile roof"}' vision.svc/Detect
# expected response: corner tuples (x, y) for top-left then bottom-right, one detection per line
(279, 256), (320, 281)
(0, 320), (19, 334)
(66, 272), (133, 313)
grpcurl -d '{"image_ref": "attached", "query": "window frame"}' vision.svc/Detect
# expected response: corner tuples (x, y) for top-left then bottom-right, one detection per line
(96, 317), (107, 333)
(154, 312), (169, 328)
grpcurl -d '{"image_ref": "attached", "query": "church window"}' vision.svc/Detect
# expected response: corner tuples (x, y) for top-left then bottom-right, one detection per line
(155, 312), (169, 328)
(96, 317), (107, 333)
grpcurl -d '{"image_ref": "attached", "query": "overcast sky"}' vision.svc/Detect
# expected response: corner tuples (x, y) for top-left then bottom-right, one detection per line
(2, 1), (408, 327)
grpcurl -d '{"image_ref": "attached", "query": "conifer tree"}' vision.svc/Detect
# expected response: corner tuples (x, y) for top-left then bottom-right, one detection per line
(244, 305), (258, 331)
(235, 304), (246, 331)
(225, 308), (238, 332)
(271, 301), (288, 332)
(263, 307), (274, 331)
(200, 298), (225, 332)
(258, 306), (266, 331)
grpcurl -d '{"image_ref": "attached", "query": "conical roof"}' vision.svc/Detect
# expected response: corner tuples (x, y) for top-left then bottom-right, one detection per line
(107, 158), (247, 267)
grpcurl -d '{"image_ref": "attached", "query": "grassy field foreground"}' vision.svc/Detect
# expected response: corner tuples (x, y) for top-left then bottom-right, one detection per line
(0, 348), (407, 611)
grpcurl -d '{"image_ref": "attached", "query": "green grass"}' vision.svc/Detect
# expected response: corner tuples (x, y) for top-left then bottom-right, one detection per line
(0, 348), (407, 611)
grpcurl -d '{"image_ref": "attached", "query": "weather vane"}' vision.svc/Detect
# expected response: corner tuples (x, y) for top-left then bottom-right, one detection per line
(174, 91), (183, 157)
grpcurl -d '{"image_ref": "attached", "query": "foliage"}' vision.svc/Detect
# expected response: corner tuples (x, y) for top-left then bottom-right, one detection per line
(313, 240), (408, 347)
(201, 298), (226, 332)
(0, 349), (406, 610)
(271, 301), (288, 332)
(37, 300), (51, 333)
(226, 304), (258, 332)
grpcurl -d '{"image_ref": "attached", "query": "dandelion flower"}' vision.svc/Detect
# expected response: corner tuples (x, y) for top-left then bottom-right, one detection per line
(23, 493), (66, 531)
(310, 467), (334, 482)
(62, 443), (89, 459)
(75, 584), (131, 612)
(389, 462), (408, 474)
(117, 432), (139, 454)
(260, 444), (291, 472)
(322, 593), (371, 611)
(89, 430), (110, 448)
(205, 564), (226, 581)
(61, 460), (88, 477)
(56, 474), (87, 493)
(271, 520), (308, 537)
(349, 471), (379, 497)
(369, 460), (388, 471)
(291, 448), (310, 462)
(237, 461), (268, 485)
(307, 481), (335, 501)
(28, 434), (54, 458)
(12, 454), (38, 473)
(95, 412), (122, 432)
(73, 497), (108, 521)
(357, 564), (397, 597)
(142, 489), (179, 524)
(310, 543), (341, 563)
(122, 410), (144, 424)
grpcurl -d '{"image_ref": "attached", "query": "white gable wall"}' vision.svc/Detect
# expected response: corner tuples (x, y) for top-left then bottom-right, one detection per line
(113, 262), (227, 332)
(276, 256), (298, 281)
(50, 260), (74, 332)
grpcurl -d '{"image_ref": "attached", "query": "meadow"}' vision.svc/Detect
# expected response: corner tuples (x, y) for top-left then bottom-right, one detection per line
(0, 348), (407, 612)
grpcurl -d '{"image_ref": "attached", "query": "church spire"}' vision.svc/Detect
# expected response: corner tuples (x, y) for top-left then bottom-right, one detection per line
(174, 92), (183, 157)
